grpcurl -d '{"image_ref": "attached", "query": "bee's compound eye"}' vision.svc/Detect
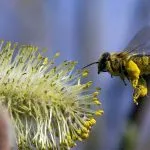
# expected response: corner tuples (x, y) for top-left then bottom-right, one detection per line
(102, 52), (110, 60)
(98, 60), (107, 74)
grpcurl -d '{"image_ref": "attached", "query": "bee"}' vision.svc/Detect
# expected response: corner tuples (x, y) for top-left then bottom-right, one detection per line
(83, 26), (150, 105)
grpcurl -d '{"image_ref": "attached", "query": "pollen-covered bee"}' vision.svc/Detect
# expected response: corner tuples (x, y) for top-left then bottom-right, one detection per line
(83, 26), (150, 105)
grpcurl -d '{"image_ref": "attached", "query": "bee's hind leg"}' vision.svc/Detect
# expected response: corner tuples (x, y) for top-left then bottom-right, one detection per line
(133, 77), (148, 105)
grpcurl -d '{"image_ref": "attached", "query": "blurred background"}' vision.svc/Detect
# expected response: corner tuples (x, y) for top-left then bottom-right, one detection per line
(1, 0), (150, 150)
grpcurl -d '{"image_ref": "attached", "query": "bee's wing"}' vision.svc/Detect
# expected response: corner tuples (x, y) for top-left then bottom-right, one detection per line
(117, 26), (150, 58)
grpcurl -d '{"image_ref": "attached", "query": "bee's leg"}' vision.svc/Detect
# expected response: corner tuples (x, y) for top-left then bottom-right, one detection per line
(120, 76), (127, 86)
(123, 79), (127, 86)
(119, 63), (127, 86)
(133, 77), (147, 105)
(126, 75), (130, 81)
(123, 67), (130, 81)
(131, 79), (139, 88)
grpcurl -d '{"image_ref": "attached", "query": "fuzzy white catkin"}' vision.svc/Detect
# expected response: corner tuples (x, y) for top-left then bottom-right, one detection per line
(0, 41), (103, 149)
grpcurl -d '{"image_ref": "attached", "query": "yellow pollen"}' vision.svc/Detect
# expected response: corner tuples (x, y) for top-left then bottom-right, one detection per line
(95, 110), (104, 116)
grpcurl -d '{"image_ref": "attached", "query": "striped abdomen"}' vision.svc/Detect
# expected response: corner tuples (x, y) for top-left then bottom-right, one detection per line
(131, 55), (150, 75)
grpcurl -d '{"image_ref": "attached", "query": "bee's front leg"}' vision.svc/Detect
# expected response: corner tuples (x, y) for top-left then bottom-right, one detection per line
(119, 63), (127, 86)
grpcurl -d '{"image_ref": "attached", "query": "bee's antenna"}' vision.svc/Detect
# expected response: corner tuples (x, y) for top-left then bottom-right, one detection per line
(82, 62), (99, 69)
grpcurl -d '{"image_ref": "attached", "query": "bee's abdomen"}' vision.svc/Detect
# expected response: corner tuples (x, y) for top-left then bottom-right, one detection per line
(131, 55), (150, 75)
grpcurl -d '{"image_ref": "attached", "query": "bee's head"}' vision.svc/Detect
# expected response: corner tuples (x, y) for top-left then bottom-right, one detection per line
(82, 52), (111, 74)
(98, 52), (110, 74)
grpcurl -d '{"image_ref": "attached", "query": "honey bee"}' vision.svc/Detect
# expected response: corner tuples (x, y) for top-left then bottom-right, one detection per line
(83, 26), (150, 105)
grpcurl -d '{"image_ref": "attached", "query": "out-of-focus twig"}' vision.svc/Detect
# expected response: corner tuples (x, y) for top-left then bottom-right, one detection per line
(0, 106), (15, 150)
